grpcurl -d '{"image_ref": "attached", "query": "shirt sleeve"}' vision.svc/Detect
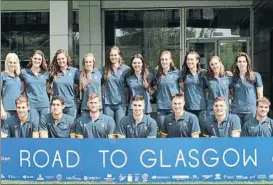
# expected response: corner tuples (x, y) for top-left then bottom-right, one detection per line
(39, 115), (48, 132)
(68, 116), (76, 136)
(107, 117), (116, 135)
(241, 122), (249, 137)
(231, 115), (241, 131)
(74, 117), (84, 137)
(179, 69), (186, 83)
(191, 114), (201, 134)
(19, 69), (25, 82)
(147, 119), (157, 137)
(2, 118), (11, 137)
(31, 114), (39, 132)
(255, 72), (263, 87)
(160, 116), (168, 136)
(116, 117), (126, 137)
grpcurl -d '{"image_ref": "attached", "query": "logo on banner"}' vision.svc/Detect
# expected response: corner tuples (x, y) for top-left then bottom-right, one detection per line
(142, 173), (148, 182)
(127, 174), (132, 182)
(119, 174), (126, 182)
(215, 174), (221, 180)
(66, 175), (82, 181)
(1, 174), (5, 179)
(172, 175), (189, 180)
(23, 175), (34, 179)
(104, 174), (115, 182)
(236, 175), (248, 180)
(56, 174), (63, 181)
(37, 174), (44, 181)
(202, 175), (213, 180)
(1, 156), (11, 162)
(83, 176), (101, 181)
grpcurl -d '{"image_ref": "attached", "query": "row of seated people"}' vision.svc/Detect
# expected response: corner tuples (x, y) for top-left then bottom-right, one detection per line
(1, 92), (272, 138)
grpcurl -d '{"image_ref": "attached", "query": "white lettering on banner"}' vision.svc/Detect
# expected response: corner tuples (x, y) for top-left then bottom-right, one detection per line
(19, 150), (80, 168)
(110, 150), (127, 168)
(52, 150), (63, 167)
(188, 149), (199, 168)
(243, 149), (257, 166)
(139, 149), (156, 168)
(175, 150), (186, 167)
(222, 148), (240, 167)
(99, 150), (109, 168)
(202, 149), (219, 167)
(160, 150), (171, 167)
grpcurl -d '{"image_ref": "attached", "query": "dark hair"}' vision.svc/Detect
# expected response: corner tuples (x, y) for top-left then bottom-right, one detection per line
(213, 96), (226, 104)
(49, 49), (72, 81)
(51, 95), (65, 105)
(232, 52), (255, 82)
(182, 51), (201, 74)
(172, 92), (184, 100)
(129, 54), (149, 90)
(157, 50), (176, 79)
(132, 95), (145, 102)
(103, 46), (125, 80)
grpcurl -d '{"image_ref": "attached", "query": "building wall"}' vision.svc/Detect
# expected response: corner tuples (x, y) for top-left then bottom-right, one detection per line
(253, 0), (273, 101)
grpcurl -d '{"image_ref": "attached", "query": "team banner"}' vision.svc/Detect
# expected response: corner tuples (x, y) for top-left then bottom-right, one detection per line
(1, 138), (273, 182)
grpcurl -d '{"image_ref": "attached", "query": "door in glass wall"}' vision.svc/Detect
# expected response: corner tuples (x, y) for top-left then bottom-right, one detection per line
(105, 10), (180, 70)
(187, 41), (215, 69)
(218, 40), (249, 71)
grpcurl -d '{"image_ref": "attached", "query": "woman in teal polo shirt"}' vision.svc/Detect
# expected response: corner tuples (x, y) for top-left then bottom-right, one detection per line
(20, 50), (50, 118)
(47, 49), (79, 118)
(1, 53), (21, 123)
(231, 52), (263, 125)
(79, 53), (103, 116)
(102, 46), (130, 125)
(151, 50), (181, 131)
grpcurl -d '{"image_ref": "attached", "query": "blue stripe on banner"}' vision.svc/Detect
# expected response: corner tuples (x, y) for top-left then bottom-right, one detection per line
(1, 138), (273, 182)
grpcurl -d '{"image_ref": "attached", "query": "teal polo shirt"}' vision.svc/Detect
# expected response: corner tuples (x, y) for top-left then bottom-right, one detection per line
(205, 75), (233, 113)
(50, 66), (79, 108)
(1, 72), (21, 111)
(231, 72), (263, 114)
(125, 73), (152, 113)
(117, 114), (157, 138)
(20, 68), (50, 108)
(39, 113), (75, 138)
(204, 114), (241, 137)
(80, 68), (103, 110)
(180, 69), (207, 110)
(2, 112), (39, 138)
(102, 64), (130, 105)
(161, 111), (200, 138)
(74, 113), (115, 138)
(151, 69), (181, 110)
(242, 117), (273, 137)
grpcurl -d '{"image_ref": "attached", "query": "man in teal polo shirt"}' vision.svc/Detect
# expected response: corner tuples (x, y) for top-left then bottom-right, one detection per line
(1, 96), (39, 138)
(117, 95), (157, 138)
(39, 96), (75, 138)
(242, 97), (273, 137)
(161, 93), (200, 138)
(203, 96), (241, 137)
(74, 93), (115, 138)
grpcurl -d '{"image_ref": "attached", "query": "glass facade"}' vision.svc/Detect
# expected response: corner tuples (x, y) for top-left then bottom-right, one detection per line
(1, 11), (79, 69)
(105, 10), (180, 70)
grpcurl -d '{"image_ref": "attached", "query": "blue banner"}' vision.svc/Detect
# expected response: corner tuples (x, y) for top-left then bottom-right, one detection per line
(1, 138), (273, 182)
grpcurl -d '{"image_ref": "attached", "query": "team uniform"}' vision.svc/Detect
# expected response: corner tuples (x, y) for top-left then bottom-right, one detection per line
(205, 75), (233, 115)
(20, 68), (50, 118)
(203, 114), (241, 137)
(1, 72), (21, 118)
(50, 66), (79, 118)
(151, 69), (181, 130)
(79, 68), (103, 116)
(241, 116), (273, 137)
(160, 111), (200, 138)
(180, 69), (207, 133)
(231, 72), (263, 125)
(125, 73), (152, 114)
(39, 113), (75, 138)
(117, 114), (157, 138)
(102, 64), (130, 124)
(74, 114), (115, 138)
(2, 111), (39, 138)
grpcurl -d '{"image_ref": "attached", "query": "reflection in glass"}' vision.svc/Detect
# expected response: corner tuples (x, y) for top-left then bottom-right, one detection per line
(105, 10), (180, 70)
(186, 8), (250, 38)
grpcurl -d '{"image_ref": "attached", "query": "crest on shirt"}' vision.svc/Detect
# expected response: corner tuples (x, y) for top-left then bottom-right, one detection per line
(168, 122), (172, 126)
(101, 124), (105, 128)
(94, 75), (97, 79)
(183, 122), (187, 127)
(68, 73), (72, 76)
(144, 125), (147, 131)
(169, 75), (173, 79)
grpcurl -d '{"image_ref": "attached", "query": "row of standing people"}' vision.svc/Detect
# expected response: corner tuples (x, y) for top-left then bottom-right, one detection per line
(2, 92), (272, 138)
(1, 46), (263, 132)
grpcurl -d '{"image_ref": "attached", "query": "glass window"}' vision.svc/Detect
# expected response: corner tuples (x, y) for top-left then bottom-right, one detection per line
(105, 10), (180, 70)
(186, 8), (250, 38)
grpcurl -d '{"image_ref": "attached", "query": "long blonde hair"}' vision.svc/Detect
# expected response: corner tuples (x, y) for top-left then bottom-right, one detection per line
(4, 53), (21, 76)
(79, 53), (96, 91)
